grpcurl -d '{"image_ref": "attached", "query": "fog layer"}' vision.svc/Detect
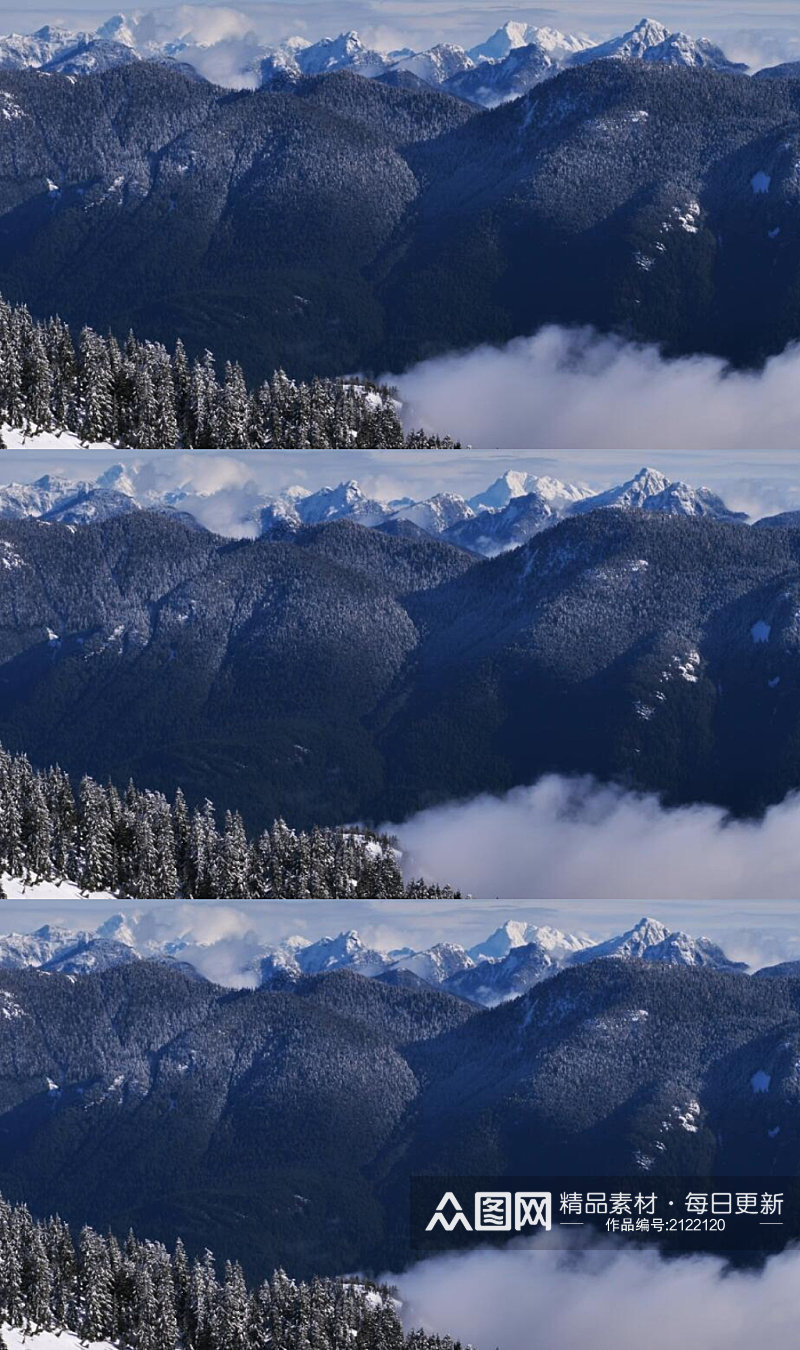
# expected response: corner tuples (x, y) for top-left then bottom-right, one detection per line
(394, 776), (800, 900)
(394, 1239), (800, 1350)
(395, 327), (800, 451)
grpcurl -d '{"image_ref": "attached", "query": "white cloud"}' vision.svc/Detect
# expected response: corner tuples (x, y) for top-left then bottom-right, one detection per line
(394, 327), (800, 451)
(722, 27), (800, 70)
(163, 4), (255, 45)
(178, 37), (263, 89)
(393, 1239), (800, 1350)
(393, 775), (800, 900)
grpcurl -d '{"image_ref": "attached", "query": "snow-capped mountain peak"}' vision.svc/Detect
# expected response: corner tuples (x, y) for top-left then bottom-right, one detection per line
(393, 43), (474, 85)
(579, 466), (671, 511)
(573, 916), (673, 963)
(469, 21), (532, 63)
(581, 17), (671, 62)
(95, 463), (138, 497)
(391, 941), (474, 983)
(468, 920), (591, 964)
(468, 471), (592, 516)
(570, 467), (747, 522)
(643, 930), (746, 970)
(469, 21), (592, 65)
(392, 491), (474, 534)
(294, 929), (391, 977)
(95, 13), (138, 47)
(571, 17), (746, 73)
(296, 480), (391, 527)
(531, 27), (594, 57)
(468, 918), (535, 960)
(292, 30), (392, 79)
(95, 912), (138, 945)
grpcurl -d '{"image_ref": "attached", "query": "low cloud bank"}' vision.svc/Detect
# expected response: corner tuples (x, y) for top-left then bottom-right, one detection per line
(393, 776), (800, 900)
(122, 904), (266, 986)
(393, 1240), (800, 1350)
(394, 327), (800, 450)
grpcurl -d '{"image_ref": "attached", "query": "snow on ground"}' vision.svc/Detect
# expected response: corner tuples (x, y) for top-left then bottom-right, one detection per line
(0, 873), (116, 901)
(5, 1326), (117, 1350)
(1, 424), (117, 451)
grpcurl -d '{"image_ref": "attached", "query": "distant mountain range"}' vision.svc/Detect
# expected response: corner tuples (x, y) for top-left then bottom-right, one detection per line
(0, 957), (799, 1277)
(0, 913), (750, 1004)
(0, 465), (750, 554)
(0, 16), (752, 106)
(2, 507), (800, 824)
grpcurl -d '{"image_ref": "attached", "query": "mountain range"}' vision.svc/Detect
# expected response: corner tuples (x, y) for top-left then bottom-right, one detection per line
(0, 56), (799, 376)
(0, 465), (750, 555)
(0, 914), (755, 1003)
(0, 957), (798, 1277)
(0, 16), (751, 105)
(2, 506), (800, 825)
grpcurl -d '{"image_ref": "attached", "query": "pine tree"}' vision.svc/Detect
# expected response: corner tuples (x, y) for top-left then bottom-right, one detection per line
(79, 1227), (115, 1341)
(78, 777), (116, 894)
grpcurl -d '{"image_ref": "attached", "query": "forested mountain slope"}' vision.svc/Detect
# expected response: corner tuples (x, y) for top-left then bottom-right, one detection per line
(0, 65), (474, 381)
(0, 961), (799, 1276)
(3, 510), (800, 822)
(0, 61), (799, 376)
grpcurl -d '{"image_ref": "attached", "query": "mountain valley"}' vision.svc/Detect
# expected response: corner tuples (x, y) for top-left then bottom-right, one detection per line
(0, 505), (799, 824)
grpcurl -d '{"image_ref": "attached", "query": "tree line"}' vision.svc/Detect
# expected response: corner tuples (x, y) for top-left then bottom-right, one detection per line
(0, 1191), (467, 1350)
(0, 744), (458, 899)
(0, 297), (458, 450)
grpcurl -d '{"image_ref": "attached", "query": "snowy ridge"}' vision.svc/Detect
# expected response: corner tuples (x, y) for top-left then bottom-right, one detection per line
(0, 464), (750, 555)
(0, 912), (749, 1003)
(0, 14), (751, 102)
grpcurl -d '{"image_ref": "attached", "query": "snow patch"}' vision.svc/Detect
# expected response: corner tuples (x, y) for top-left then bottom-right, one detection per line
(0, 92), (26, 120)
(0, 541), (25, 571)
(675, 650), (700, 682)
(675, 1100), (700, 1132)
(0, 991), (25, 1020)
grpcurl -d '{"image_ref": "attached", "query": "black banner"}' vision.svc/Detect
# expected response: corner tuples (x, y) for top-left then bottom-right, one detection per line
(410, 1176), (800, 1254)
